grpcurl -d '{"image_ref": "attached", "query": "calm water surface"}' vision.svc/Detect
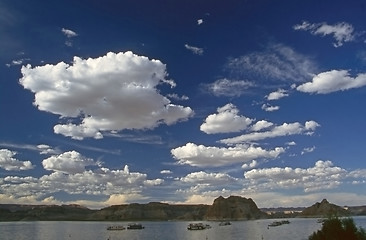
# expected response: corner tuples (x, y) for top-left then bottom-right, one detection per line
(1, 217), (366, 240)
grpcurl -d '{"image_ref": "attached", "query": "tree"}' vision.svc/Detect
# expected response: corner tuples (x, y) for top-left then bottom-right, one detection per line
(309, 216), (366, 240)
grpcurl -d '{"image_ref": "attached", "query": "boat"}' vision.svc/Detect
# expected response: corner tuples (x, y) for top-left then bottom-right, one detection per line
(127, 223), (144, 229)
(187, 223), (211, 230)
(219, 221), (231, 226)
(268, 220), (290, 227)
(107, 225), (125, 230)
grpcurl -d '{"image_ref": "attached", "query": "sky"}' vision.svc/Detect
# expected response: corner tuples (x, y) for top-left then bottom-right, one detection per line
(1, 0), (366, 209)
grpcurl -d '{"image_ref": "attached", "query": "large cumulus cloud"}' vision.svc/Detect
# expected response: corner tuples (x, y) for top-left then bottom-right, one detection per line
(20, 51), (193, 140)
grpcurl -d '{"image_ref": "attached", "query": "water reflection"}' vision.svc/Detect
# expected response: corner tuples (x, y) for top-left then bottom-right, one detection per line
(0, 217), (365, 240)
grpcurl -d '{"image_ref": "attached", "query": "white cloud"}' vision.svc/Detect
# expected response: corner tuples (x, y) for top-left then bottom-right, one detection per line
(220, 121), (320, 144)
(171, 142), (284, 167)
(203, 78), (255, 97)
(181, 194), (215, 205)
(301, 146), (316, 155)
(250, 120), (274, 132)
(105, 132), (164, 145)
(286, 141), (296, 146)
(297, 70), (366, 94)
(261, 103), (280, 112)
(197, 19), (204, 25)
(241, 191), (366, 208)
(200, 103), (253, 134)
(0, 142), (59, 155)
(180, 171), (237, 185)
(242, 160), (258, 170)
(184, 44), (204, 55)
(61, 28), (78, 38)
(4, 176), (37, 183)
(227, 44), (316, 83)
(53, 124), (104, 140)
(6, 58), (30, 67)
(144, 178), (164, 186)
(266, 89), (289, 100)
(105, 193), (147, 205)
(37, 144), (60, 155)
(20, 51), (193, 140)
(293, 21), (355, 47)
(1, 156), (164, 206)
(0, 149), (34, 171)
(61, 28), (78, 47)
(166, 93), (189, 101)
(160, 170), (172, 174)
(348, 169), (366, 179)
(244, 160), (347, 192)
(42, 151), (99, 174)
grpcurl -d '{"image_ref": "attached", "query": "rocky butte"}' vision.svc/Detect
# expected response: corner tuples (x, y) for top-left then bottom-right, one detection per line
(205, 196), (267, 220)
(300, 199), (349, 217)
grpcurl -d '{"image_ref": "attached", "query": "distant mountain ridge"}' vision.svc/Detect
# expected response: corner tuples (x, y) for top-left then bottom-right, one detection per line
(0, 196), (365, 221)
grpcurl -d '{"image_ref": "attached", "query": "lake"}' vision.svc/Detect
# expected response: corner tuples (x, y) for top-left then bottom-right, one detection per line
(1, 217), (366, 240)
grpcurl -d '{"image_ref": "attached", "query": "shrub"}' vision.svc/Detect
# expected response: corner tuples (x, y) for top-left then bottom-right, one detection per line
(309, 216), (366, 240)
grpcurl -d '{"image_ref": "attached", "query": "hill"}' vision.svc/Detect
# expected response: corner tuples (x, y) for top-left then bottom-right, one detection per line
(300, 199), (349, 217)
(92, 202), (209, 221)
(0, 196), (267, 221)
(0, 204), (94, 221)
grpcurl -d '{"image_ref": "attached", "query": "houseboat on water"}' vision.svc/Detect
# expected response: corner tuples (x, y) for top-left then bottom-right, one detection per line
(107, 225), (125, 230)
(187, 223), (211, 230)
(127, 223), (145, 229)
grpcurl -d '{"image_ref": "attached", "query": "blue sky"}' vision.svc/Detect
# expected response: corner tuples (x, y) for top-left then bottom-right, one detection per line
(1, 0), (366, 209)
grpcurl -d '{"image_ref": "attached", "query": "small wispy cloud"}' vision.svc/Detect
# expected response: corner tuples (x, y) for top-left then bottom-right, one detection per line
(105, 132), (164, 145)
(293, 21), (355, 47)
(0, 142), (60, 155)
(184, 44), (204, 55)
(5, 58), (30, 67)
(227, 44), (316, 83)
(203, 78), (255, 97)
(261, 103), (280, 112)
(62, 28), (78, 38)
(167, 93), (189, 101)
(61, 28), (78, 46)
(301, 146), (316, 155)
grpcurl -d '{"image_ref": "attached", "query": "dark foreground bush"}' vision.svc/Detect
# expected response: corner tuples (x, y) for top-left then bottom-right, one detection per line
(309, 217), (366, 240)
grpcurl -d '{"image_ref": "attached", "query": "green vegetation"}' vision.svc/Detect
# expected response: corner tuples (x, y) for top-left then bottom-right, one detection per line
(309, 216), (366, 240)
